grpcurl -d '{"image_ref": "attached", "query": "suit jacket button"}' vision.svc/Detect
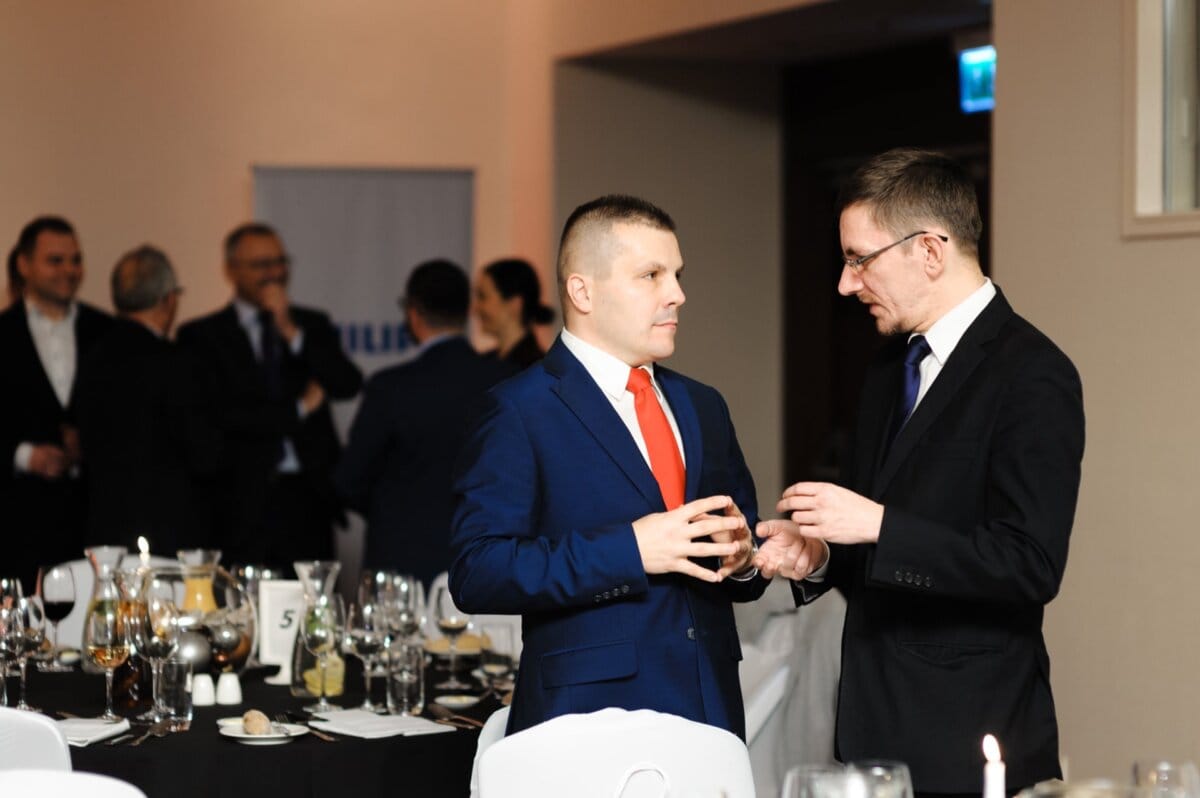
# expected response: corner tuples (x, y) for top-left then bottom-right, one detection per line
(621, 585), (629, 594)
(686, 627), (696, 641)
(904, 572), (913, 584)
(894, 570), (903, 582)
(602, 591), (611, 600)
(924, 576), (933, 587)
(594, 594), (601, 603)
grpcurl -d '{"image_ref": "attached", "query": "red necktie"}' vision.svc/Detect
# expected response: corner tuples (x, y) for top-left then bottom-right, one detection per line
(626, 367), (685, 510)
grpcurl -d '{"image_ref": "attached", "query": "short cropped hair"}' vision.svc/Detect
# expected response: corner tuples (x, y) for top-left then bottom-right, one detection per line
(483, 258), (555, 326)
(556, 194), (675, 293)
(224, 221), (280, 263)
(838, 148), (982, 258)
(111, 245), (179, 313)
(405, 258), (469, 329)
(15, 216), (76, 259)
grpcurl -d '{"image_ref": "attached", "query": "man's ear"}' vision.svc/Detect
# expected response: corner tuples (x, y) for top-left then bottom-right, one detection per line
(565, 273), (592, 315)
(16, 253), (31, 279)
(921, 233), (947, 280)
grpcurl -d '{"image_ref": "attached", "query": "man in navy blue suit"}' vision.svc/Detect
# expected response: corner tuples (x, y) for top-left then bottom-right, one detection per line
(335, 259), (515, 588)
(450, 195), (767, 738)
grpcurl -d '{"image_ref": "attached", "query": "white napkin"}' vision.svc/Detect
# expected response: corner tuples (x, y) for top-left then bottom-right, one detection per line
(57, 718), (132, 747)
(309, 709), (454, 739)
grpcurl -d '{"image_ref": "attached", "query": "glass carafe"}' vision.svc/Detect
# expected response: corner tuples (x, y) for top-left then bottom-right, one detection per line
(112, 566), (153, 712)
(81, 546), (128, 675)
(176, 550), (221, 614)
(291, 561), (345, 698)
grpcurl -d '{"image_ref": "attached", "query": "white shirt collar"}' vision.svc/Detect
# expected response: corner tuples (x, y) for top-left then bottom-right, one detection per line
(25, 298), (77, 328)
(232, 297), (261, 328)
(914, 278), (996, 365)
(560, 328), (656, 401)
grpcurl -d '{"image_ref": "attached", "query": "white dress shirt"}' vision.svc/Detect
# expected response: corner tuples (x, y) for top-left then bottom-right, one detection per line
(560, 328), (685, 469)
(13, 301), (78, 473)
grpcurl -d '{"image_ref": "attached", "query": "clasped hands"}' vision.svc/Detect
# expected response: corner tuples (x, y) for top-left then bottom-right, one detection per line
(752, 482), (884, 580)
(633, 495), (755, 583)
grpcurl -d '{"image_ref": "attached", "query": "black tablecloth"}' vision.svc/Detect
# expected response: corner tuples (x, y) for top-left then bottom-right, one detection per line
(25, 658), (499, 798)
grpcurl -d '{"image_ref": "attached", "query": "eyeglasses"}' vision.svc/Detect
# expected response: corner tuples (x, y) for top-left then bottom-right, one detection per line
(842, 231), (948, 274)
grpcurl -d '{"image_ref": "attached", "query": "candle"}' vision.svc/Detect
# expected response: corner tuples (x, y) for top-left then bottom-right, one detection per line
(137, 536), (151, 567)
(983, 734), (1005, 798)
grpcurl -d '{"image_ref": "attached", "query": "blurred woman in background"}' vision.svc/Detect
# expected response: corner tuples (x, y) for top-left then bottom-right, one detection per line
(473, 257), (554, 369)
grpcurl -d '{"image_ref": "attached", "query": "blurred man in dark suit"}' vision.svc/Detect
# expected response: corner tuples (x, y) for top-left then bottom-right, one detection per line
(0, 216), (113, 591)
(75, 245), (217, 554)
(335, 259), (515, 587)
(176, 223), (362, 571)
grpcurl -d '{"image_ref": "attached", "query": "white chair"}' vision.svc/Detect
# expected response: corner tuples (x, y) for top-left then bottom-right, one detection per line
(478, 707), (755, 798)
(0, 769), (147, 797)
(0, 707), (72, 771)
(469, 705), (510, 797)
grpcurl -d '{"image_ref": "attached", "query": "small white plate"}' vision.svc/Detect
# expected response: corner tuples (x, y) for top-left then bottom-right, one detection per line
(218, 723), (309, 745)
(215, 717), (243, 729)
(434, 694), (481, 710)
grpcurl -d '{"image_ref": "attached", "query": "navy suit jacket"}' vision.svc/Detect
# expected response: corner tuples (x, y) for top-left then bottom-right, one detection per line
(450, 337), (767, 739)
(793, 289), (1085, 793)
(335, 336), (515, 586)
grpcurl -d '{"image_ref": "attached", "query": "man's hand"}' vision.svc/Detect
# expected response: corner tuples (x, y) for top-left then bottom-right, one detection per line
(60, 424), (82, 466)
(28, 444), (68, 479)
(754, 519), (828, 580)
(633, 495), (745, 583)
(777, 481), (884, 545)
(300, 380), (326, 416)
(709, 501), (755, 578)
(259, 283), (299, 342)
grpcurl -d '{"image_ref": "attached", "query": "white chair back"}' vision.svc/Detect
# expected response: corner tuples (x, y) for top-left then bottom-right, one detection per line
(424, 572), (523, 658)
(52, 559), (93, 652)
(0, 707), (72, 771)
(478, 708), (755, 798)
(469, 705), (510, 797)
(0, 769), (147, 797)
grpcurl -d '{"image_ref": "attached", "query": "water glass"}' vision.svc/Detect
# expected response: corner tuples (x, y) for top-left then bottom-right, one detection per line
(160, 659), (193, 731)
(782, 763), (847, 798)
(480, 623), (515, 691)
(849, 760), (914, 798)
(1132, 761), (1200, 798)
(387, 644), (425, 716)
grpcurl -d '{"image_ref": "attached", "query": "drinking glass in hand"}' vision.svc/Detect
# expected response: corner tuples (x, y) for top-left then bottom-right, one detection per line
(344, 602), (386, 712)
(133, 576), (181, 722)
(782, 764), (847, 798)
(849, 760), (914, 798)
(37, 565), (75, 672)
(0, 605), (23, 707)
(480, 624), (515, 692)
(302, 594), (344, 713)
(85, 597), (130, 721)
(14, 596), (45, 711)
(433, 586), (471, 690)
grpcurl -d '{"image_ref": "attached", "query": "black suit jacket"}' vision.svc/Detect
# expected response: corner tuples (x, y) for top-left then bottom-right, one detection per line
(794, 289), (1085, 793)
(335, 336), (515, 586)
(74, 318), (218, 553)
(0, 301), (114, 590)
(176, 304), (362, 563)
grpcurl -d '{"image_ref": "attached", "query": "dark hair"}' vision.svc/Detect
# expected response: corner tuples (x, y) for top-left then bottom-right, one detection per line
(111, 245), (178, 313)
(224, 221), (280, 262)
(483, 258), (555, 326)
(405, 258), (469, 329)
(6, 245), (22, 303)
(837, 148), (982, 258)
(556, 194), (676, 290)
(15, 216), (76, 259)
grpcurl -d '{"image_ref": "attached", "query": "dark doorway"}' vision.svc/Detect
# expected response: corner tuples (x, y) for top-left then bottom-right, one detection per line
(782, 39), (992, 484)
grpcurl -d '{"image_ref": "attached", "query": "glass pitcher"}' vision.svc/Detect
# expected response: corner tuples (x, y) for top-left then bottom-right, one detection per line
(290, 560), (345, 698)
(81, 546), (127, 675)
(176, 549), (221, 614)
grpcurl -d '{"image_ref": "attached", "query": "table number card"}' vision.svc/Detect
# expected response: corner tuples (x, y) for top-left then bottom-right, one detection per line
(258, 580), (305, 685)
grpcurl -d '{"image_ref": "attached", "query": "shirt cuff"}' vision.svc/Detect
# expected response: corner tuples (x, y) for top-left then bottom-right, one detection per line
(288, 328), (304, 355)
(14, 442), (33, 473)
(727, 537), (760, 581)
(803, 541), (832, 583)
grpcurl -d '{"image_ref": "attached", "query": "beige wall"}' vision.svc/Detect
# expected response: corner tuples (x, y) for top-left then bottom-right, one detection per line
(995, 0), (1200, 777)
(555, 59), (784, 503)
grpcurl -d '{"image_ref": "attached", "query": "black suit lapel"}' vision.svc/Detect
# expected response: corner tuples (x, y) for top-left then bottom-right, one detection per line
(216, 305), (264, 384)
(872, 290), (1014, 496)
(544, 339), (665, 511)
(10, 302), (68, 413)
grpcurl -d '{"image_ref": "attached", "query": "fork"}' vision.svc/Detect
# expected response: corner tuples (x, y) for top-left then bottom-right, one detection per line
(129, 719), (171, 747)
(275, 713), (337, 742)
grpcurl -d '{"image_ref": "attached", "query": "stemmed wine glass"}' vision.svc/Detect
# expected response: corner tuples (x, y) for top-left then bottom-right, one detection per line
(433, 585), (471, 690)
(480, 623), (515, 693)
(14, 596), (46, 711)
(85, 595), (130, 722)
(343, 602), (385, 712)
(0, 605), (23, 707)
(37, 566), (75, 672)
(0, 576), (21, 607)
(133, 574), (181, 721)
(302, 593), (344, 713)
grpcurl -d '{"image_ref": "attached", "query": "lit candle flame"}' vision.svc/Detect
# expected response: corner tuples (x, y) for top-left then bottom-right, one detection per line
(983, 733), (1001, 763)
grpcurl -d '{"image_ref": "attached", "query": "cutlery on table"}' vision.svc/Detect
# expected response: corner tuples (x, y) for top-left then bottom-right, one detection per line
(276, 713), (337, 742)
(426, 703), (484, 727)
(129, 718), (171, 747)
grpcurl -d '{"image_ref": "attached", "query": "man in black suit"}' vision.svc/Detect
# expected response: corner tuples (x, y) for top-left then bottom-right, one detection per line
(756, 149), (1085, 796)
(176, 223), (362, 572)
(0, 216), (113, 591)
(75, 245), (216, 554)
(335, 259), (515, 587)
